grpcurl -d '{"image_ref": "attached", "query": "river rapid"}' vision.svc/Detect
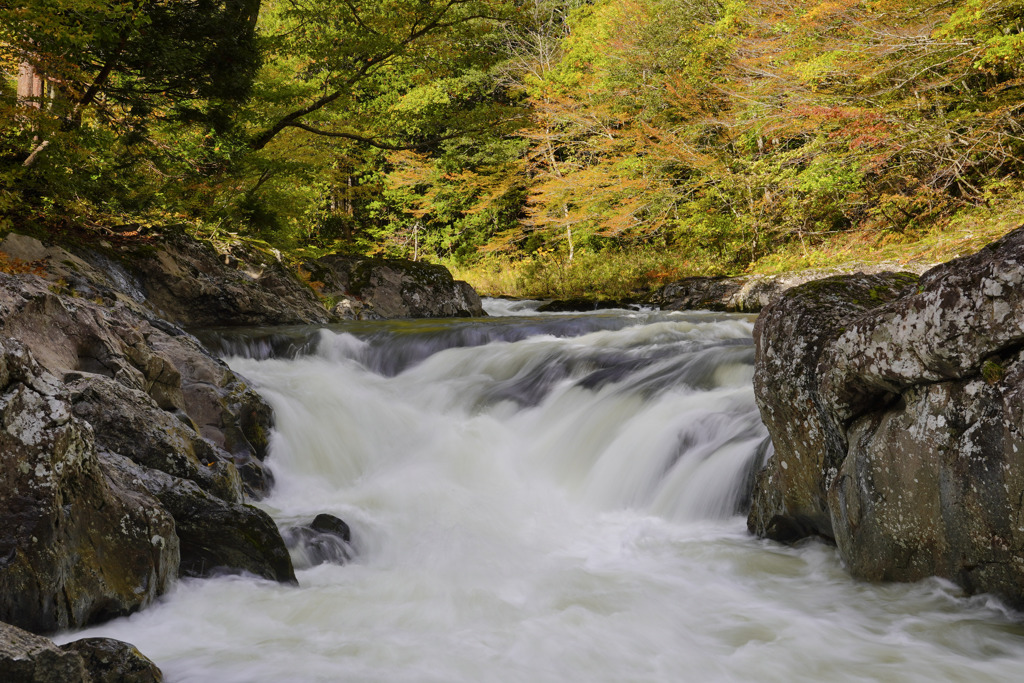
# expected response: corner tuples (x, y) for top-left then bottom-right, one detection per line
(57, 300), (1024, 681)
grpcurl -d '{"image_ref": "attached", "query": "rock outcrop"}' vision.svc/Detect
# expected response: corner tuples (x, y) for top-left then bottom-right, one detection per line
(0, 274), (274, 499)
(101, 454), (295, 583)
(124, 232), (333, 328)
(0, 273), (293, 632)
(0, 230), (487, 325)
(0, 230), (329, 328)
(649, 262), (932, 313)
(748, 225), (1024, 605)
(1, 621), (88, 682)
(1, 621), (162, 682)
(0, 338), (179, 633)
(311, 255), (485, 318)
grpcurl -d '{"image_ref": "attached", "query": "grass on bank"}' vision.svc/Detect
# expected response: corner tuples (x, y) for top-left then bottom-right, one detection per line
(449, 193), (1024, 300)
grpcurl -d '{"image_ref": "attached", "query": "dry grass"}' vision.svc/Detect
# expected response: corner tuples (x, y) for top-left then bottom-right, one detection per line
(450, 193), (1024, 297)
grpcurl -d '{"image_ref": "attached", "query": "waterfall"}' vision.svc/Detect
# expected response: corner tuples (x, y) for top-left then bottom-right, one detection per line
(57, 302), (1024, 682)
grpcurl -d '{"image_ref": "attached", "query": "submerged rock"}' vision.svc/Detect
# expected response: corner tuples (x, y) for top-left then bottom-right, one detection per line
(534, 298), (637, 312)
(748, 225), (1024, 605)
(282, 514), (354, 569)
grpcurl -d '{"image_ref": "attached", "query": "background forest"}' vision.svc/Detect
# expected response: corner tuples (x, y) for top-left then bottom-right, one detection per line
(2, 0), (1024, 298)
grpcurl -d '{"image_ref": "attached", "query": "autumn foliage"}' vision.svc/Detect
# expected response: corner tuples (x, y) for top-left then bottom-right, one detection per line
(2, 0), (1023, 292)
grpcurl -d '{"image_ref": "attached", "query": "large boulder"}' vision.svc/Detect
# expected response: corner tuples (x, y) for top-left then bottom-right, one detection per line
(748, 225), (1024, 604)
(747, 272), (919, 541)
(0, 271), (295, 631)
(1, 621), (87, 682)
(0, 339), (179, 633)
(0, 273), (274, 499)
(312, 255), (485, 318)
(100, 454), (295, 584)
(0, 621), (161, 683)
(60, 638), (162, 683)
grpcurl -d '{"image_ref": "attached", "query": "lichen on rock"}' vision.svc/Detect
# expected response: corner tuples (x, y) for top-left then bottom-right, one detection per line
(0, 338), (179, 634)
(748, 225), (1024, 606)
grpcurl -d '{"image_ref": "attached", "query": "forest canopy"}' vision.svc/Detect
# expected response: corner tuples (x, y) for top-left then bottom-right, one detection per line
(2, 0), (1023, 295)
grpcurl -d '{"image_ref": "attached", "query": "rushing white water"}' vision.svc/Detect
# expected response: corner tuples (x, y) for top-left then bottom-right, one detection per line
(58, 302), (1024, 682)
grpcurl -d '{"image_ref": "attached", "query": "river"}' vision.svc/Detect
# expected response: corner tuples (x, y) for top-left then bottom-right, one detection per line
(57, 300), (1024, 681)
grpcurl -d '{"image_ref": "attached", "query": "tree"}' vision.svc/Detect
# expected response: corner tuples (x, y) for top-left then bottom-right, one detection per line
(1, 0), (262, 165)
(248, 0), (522, 152)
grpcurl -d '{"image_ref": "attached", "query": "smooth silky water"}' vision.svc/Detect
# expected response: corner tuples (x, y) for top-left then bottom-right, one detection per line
(57, 300), (1024, 681)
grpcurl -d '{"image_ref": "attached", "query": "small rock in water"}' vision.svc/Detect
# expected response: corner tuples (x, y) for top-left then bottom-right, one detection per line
(309, 513), (351, 542)
(283, 514), (354, 568)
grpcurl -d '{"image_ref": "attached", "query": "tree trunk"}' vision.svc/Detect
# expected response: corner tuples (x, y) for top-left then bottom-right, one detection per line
(17, 61), (45, 108)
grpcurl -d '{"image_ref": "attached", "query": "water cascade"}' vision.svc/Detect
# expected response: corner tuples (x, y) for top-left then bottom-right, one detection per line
(58, 301), (1024, 682)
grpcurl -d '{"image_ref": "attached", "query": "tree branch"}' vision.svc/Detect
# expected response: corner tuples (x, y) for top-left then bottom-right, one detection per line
(279, 120), (485, 150)
(249, 2), (504, 151)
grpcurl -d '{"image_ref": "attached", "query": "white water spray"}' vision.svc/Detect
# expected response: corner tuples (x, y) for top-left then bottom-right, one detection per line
(58, 304), (1024, 682)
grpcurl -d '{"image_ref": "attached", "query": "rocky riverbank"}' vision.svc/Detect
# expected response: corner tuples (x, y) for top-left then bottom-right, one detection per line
(747, 224), (1024, 606)
(0, 228), (485, 680)
(646, 261), (932, 313)
(530, 260), (932, 314)
(5, 221), (1024, 677)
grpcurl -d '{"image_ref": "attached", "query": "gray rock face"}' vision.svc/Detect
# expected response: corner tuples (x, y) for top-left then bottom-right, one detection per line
(60, 637), (163, 683)
(0, 271), (295, 632)
(649, 262), (932, 313)
(120, 231), (332, 328)
(1, 621), (88, 682)
(100, 454), (295, 584)
(648, 276), (748, 312)
(0, 274), (274, 499)
(68, 375), (243, 503)
(0, 228), (327, 328)
(1, 231), (487, 324)
(0, 621), (162, 683)
(748, 225), (1024, 604)
(0, 339), (179, 634)
(747, 273), (919, 541)
(313, 255), (485, 318)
